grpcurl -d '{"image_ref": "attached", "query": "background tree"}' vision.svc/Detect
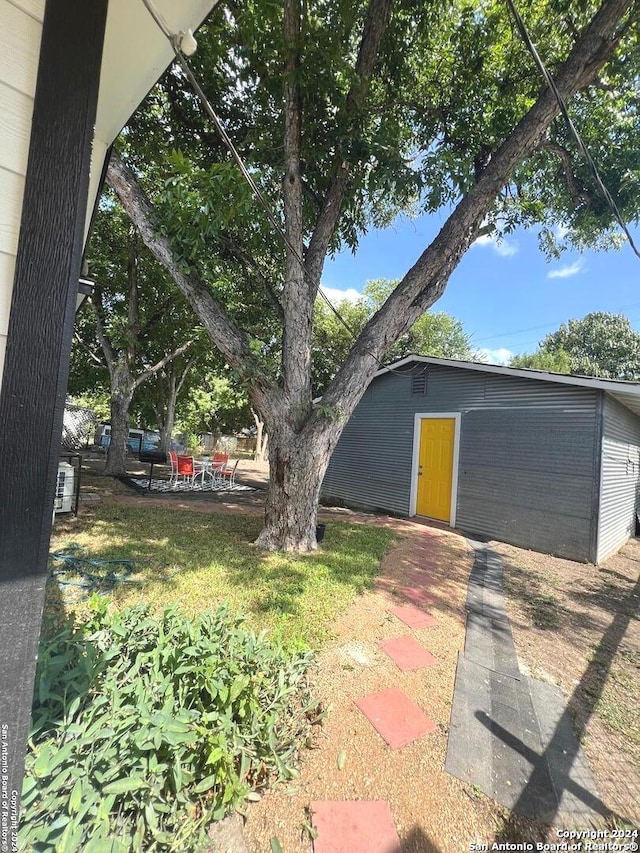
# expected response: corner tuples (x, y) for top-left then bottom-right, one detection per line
(77, 202), (196, 474)
(510, 348), (573, 372)
(312, 280), (473, 394)
(108, 0), (639, 549)
(541, 312), (640, 378)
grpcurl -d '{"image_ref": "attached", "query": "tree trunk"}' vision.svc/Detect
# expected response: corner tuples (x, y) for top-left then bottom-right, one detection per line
(104, 366), (134, 475)
(252, 409), (268, 462)
(254, 416), (341, 551)
(156, 371), (178, 454)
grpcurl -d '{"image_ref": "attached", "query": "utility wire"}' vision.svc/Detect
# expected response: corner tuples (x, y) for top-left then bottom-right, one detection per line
(475, 301), (640, 345)
(504, 0), (640, 261)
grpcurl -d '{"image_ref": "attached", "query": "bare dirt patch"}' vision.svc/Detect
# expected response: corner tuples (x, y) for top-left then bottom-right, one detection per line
(242, 524), (509, 853)
(494, 537), (640, 827)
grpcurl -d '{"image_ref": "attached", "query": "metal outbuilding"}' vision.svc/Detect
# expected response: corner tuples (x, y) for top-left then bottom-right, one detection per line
(321, 356), (640, 563)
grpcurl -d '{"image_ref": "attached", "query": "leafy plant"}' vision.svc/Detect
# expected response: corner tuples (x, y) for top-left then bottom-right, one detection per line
(20, 599), (319, 852)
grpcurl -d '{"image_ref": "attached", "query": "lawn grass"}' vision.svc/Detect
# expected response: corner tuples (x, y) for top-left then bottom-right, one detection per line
(47, 504), (395, 649)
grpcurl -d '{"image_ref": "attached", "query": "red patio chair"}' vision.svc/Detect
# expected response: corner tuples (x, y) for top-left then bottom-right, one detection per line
(176, 455), (197, 487)
(205, 452), (229, 485)
(218, 459), (239, 489)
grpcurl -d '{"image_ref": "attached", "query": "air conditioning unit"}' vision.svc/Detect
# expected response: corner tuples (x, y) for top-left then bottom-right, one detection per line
(55, 461), (75, 514)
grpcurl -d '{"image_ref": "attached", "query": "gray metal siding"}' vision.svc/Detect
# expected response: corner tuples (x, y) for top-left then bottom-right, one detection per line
(596, 396), (640, 562)
(456, 408), (597, 560)
(322, 363), (599, 559)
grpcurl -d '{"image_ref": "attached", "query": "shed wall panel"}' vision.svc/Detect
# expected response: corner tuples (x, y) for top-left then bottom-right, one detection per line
(322, 364), (599, 559)
(596, 396), (640, 562)
(456, 408), (596, 560)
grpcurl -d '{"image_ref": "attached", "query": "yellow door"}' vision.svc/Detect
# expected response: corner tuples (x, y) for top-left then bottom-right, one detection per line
(416, 418), (455, 521)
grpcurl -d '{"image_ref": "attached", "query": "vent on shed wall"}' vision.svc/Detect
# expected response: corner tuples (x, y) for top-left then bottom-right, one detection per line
(411, 370), (428, 395)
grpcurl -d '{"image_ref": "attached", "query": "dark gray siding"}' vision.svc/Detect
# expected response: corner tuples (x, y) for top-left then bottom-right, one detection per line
(321, 363), (600, 559)
(596, 395), (640, 562)
(456, 408), (597, 560)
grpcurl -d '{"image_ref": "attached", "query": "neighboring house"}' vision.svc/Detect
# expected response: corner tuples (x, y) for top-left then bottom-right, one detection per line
(0, 0), (214, 804)
(321, 356), (640, 563)
(94, 422), (162, 453)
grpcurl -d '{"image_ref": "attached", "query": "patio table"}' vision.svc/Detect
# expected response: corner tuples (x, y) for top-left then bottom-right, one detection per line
(194, 458), (226, 485)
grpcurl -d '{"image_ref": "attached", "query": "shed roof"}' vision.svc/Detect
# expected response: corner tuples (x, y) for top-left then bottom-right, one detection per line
(375, 356), (640, 418)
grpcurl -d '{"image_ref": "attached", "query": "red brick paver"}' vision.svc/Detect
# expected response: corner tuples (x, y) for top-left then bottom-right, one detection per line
(311, 800), (401, 853)
(389, 603), (437, 628)
(355, 686), (436, 749)
(380, 635), (438, 672)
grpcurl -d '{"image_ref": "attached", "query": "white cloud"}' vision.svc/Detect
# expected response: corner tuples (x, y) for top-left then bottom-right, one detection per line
(475, 347), (514, 366)
(547, 260), (584, 279)
(553, 222), (570, 240)
(474, 233), (519, 257)
(319, 285), (363, 305)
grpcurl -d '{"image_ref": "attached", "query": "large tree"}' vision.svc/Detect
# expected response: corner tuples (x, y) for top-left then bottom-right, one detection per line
(539, 311), (640, 378)
(107, 0), (639, 550)
(510, 348), (573, 373)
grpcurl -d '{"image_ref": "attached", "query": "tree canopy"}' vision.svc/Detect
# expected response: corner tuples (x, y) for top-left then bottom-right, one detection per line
(510, 348), (573, 373)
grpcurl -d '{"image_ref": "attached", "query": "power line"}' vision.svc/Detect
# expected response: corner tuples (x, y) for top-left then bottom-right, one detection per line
(473, 301), (640, 345)
(504, 0), (640, 261)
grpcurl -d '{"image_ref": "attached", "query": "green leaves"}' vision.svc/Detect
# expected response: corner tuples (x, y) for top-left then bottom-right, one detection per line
(20, 604), (319, 852)
(513, 312), (640, 380)
(102, 778), (149, 795)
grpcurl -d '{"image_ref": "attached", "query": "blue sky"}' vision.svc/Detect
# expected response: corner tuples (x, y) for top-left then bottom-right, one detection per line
(321, 214), (640, 364)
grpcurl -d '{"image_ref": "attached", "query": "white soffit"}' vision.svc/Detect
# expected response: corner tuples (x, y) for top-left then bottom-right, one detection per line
(85, 0), (215, 233)
(96, 0), (214, 146)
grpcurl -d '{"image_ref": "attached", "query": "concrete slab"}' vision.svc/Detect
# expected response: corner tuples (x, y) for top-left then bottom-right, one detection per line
(355, 686), (436, 749)
(446, 542), (605, 826)
(310, 801), (401, 853)
(380, 635), (438, 671)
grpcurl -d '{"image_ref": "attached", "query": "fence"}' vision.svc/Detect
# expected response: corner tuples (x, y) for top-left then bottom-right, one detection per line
(62, 405), (96, 450)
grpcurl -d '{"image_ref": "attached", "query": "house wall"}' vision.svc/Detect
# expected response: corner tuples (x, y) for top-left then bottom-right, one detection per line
(0, 0), (44, 384)
(321, 363), (601, 560)
(596, 395), (640, 563)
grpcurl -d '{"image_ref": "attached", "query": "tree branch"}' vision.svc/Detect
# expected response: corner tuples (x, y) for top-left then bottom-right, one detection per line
(541, 140), (592, 206)
(281, 0), (314, 414)
(217, 232), (284, 320)
(304, 0), (393, 290)
(137, 297), (175, 344)
(107, 150), (279, 415)
(132, 339), (194, 390)
(319, 0), (635, 420)
(126, 225), (140, 359)
(88, 287), (116, 375)
(73, 331), (104, 367)
(176, 355), (196, 396)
